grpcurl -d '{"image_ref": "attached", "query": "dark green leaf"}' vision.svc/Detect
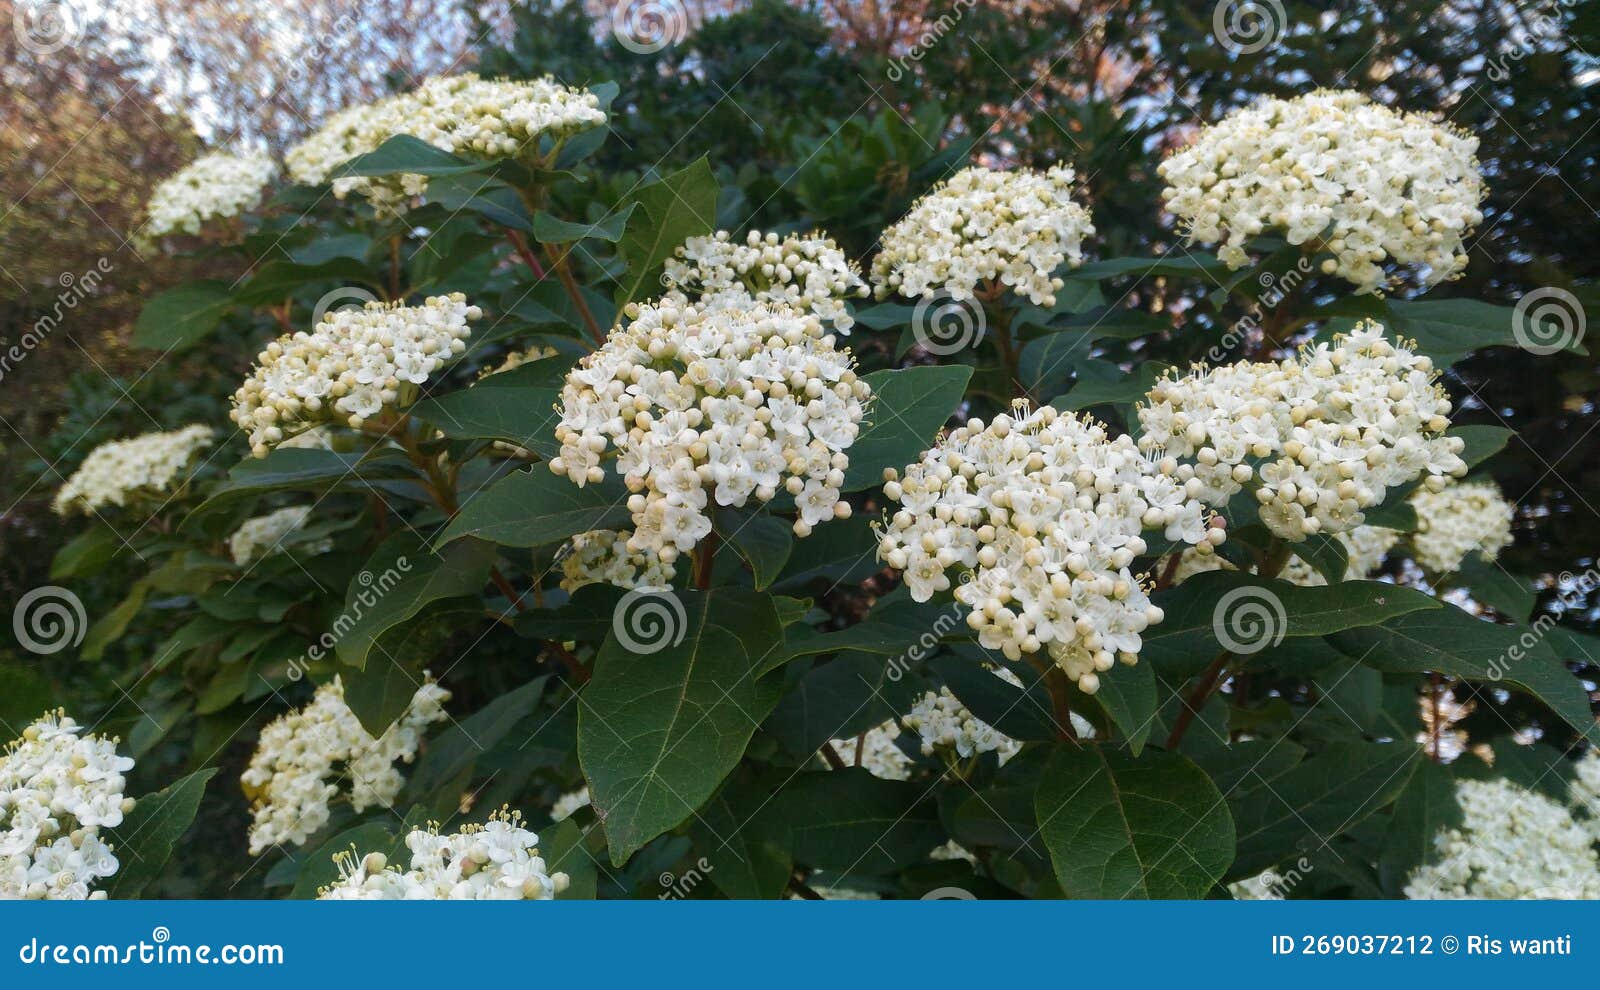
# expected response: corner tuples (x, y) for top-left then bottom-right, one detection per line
(1228, 741), (1418, 879)
(844, 365), (973, 491)
(1035, 745), (1234, 898)
(766, 769), (943, 874)
(103, 769), (217, 898)
(614, 157), (719, 308)
(1331, 605), (1600, 743)
(131, 281), (234, 351)
(580, 588), (783, 864)
(333, 533), (498, 669)
(438, 468), (630, 548)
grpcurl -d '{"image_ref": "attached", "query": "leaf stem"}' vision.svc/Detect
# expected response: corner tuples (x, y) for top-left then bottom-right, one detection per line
(693, 532), (718, 590)
(1163, 648), (1233, 750)
(1024, 652), (1080, 743)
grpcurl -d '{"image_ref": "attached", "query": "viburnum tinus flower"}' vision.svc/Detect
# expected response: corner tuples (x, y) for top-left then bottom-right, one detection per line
(1570, 751), (1600, 843)
(242, 676), (450, 855)
(1408, 480), (1513, 574)
(142, 149), (276, 240)
(877, 402), (1225, 693)
(230, 293), (479, 457)
(228, 505), (331, 565)
(550, 787), (591, 823)
(1, 711), (135, 900)
(1137, 322), (1467, 542)
(871, 164), (1095, 307)
(318, 809), (569, 900)
(559, 530), (676, 592)
(285, 74), (606, 216)
(904, 687), (1021, 764)
(1158, 90), (1484, 294)
(828, 722), (913, 782)
(1405, 777), (1600, 899)
(663, 230), (868, 332)
(551, 300), (871, 560)
(52, 425), (214, 517)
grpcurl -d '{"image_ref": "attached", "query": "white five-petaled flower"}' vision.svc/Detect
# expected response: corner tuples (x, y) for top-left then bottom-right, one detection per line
(551, 300), (871, 561)
(142, 149), (276, 240)
(1406, 777), (1600, 900)
(1408, 480), (1513, 575)
(286, 74), (607, 217)
(242, 676), (450, 855)
(52, 425), (215, 517)
(663, 229), (868, 332)
(0, 711), (135, 900)
(559, 529), (676, 592)
(872, 164), (1096, 307)
(318, 809), (570, 900)
(230, 293), (479, 457)
(877, 402), (1224, 693)
(1137, 322), (1467, 542)
(1159, 89), (1484, 294)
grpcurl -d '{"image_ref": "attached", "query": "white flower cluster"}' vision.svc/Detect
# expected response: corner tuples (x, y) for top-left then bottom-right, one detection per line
(242, 676), (451, 855)
(286, 74), (606, 216)
(828, 722), (912, 782)
(551, 301), (871, 559)
(904, 687), (1021, 765)
(1, 711), (134, 900)
(559, 530), (676, 592)
(1405, 777), (1600, 899)
(1229, 871), (1289, 900)
(1159, 90), (1484, 294)
(1570, 752), (1600, 844)
(1169, 524), (1398, 587)
(550, 787), (591, 823)
(877, 403), (1223, 693)
(143, 149), (276, 240)
(872, 165), (1095, 307)
(1408, 480), (1513, 575)
(663, 230), (868, 332)
(319, 809), (569, 900)
(228, 506), (330, 565)
(52, 425), (215, 517)
(1138, 323), (1467, 542)
(231, 293), (479, 457)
